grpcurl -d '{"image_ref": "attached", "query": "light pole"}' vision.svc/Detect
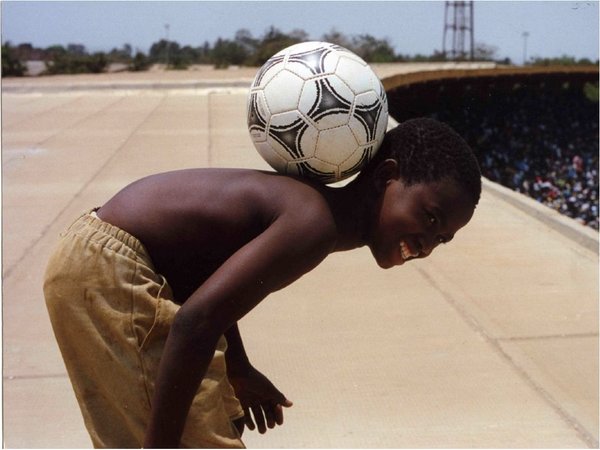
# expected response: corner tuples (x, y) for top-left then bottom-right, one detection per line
(522, 31), (529, 66)
(165, 24), (170, 69)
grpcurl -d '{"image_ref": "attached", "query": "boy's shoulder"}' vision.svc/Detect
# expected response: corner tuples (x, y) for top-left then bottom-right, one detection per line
(133, 167), (330, 208)
(245, 170), (338, 236)
(196, 169), (339, 274)
(229, 170), (339, 249)
(204, 168), (334, 214)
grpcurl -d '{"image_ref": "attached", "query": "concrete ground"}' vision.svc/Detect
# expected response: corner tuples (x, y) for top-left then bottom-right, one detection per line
(2, 66), (598, 448)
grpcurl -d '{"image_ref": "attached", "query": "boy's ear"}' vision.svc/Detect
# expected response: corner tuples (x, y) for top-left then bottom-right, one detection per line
(373, 159), (399, 192)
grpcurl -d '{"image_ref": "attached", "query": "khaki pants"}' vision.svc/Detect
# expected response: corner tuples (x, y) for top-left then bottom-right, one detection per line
(44, 211), (244, 448)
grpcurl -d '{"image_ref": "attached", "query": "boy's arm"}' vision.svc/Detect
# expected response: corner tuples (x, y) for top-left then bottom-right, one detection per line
(225, 323), (293, 434)
(144, 213), (335, 448)
(224, 323), (251, 372)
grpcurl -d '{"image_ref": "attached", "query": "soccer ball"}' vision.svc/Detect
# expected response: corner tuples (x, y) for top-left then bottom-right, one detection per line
(247, 41), (388, 184)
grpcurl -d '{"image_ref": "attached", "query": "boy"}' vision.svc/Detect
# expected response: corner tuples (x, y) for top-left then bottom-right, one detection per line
(44, 118), (481, 448)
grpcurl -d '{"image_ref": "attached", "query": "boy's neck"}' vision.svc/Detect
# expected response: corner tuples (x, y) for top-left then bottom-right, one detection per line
(320, 176), (377, 252)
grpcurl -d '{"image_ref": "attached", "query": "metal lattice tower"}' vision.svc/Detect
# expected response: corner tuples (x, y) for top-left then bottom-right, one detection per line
(443, 1), (474, 60)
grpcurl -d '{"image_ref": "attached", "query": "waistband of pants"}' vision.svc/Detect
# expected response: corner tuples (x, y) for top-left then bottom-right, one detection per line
(65, 208), (155, 269)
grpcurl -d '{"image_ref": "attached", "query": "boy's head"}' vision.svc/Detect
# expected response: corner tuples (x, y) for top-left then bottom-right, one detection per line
(363, 117), (481, 206)
(360, 118), (482, 269)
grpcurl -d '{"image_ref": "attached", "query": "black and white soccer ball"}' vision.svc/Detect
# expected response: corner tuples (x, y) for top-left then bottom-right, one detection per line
(247, 41), (388, 184)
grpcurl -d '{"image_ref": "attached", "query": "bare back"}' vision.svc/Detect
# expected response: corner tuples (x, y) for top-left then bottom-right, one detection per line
(97, 169), (337, 303)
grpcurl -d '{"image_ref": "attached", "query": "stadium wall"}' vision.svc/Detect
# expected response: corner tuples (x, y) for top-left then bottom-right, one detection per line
(382, 65), (598, 123)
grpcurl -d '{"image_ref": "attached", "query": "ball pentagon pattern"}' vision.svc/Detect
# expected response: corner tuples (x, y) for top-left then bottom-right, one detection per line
(247, 41), (388, 184)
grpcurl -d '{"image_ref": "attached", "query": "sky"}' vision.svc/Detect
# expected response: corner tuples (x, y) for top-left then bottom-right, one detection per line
(1, 1), (599, 64)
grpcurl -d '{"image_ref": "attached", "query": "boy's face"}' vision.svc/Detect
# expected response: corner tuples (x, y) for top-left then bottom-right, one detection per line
(368, 176), (475, 269)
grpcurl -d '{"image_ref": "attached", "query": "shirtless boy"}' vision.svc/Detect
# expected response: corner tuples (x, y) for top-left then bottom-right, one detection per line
(44, 118), (481, 448)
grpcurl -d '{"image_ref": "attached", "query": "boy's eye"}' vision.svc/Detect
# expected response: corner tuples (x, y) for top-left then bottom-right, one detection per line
(427, 213), (437, 225)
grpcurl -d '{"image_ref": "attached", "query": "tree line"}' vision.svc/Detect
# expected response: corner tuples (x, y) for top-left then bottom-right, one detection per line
(2, 26), (597, 77)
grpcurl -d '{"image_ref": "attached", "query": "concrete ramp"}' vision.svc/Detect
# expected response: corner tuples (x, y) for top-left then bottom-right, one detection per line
(2, 68), (597, 448)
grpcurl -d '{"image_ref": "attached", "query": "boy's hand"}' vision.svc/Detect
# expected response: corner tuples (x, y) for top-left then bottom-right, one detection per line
(228, 366), (293, 434)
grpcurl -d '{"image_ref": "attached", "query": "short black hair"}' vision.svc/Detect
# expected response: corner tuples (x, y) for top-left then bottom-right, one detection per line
(365, 118), (482, 205)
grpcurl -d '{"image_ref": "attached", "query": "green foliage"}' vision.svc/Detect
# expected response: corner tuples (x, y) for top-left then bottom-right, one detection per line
(109, 44), (133, 63)
(249, 26), (303, 66)
(9, 27), (598, 75)
(351, 34), (396, 63)
(321, 28), (353, 50)
(44, 45), (108, 74)
(149, 39), (180, 66)
(235, 29), (259, 56)
(473, 42), (498, 61)
(583, 82), (599, 103)
(530, 55), (597, 66)
(2, 42), (26, 77)
(212, 38), (248, 68)
(129, 51), (150, 71)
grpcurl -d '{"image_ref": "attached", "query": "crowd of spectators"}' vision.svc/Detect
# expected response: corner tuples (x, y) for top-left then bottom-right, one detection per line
(432, 80), (599, 230)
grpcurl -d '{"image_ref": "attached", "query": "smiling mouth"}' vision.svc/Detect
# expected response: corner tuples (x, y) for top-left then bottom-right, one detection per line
(400, 240), (420, 260)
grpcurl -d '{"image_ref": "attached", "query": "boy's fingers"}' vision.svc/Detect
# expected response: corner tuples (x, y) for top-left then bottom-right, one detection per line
(273, 397), (293, 426)
(274, 403), (284, 425)
(263, 405), (276, 429)
(243, 409), (256, 430)
(244, 398), (292, 433)
(251, 405), (266, 433)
